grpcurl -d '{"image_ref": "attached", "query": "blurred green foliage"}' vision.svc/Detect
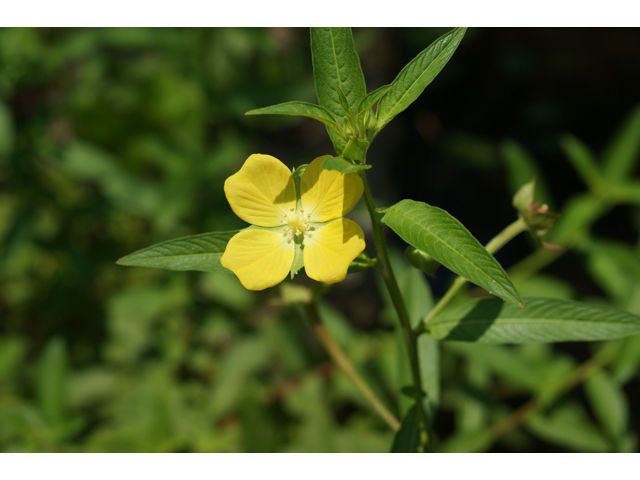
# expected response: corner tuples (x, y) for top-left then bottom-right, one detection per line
(1, 27), (640, 452)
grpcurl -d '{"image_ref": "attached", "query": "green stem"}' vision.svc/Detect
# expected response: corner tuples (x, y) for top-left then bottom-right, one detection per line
(305, 301), (401, 432)
(422, 217), (527, 327)
(359, 171), (429, 450)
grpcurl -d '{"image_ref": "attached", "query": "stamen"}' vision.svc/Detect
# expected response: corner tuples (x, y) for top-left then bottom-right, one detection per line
(289, 206), (295, 212)
(283, 227), (290, 233)
(279, 219), (283, 224)
(306, 213), (311, 219)
(284, 213), (288, 218)
(300, 209), (304, 213)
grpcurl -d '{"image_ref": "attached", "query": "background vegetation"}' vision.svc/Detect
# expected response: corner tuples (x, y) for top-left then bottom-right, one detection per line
(1, 27), (640, 452)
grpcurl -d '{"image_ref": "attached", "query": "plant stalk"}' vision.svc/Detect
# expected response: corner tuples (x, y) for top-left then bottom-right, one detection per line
(305, 301), (401, 432)
(423, 217), (527, 326)
(359, 171), (429, 450)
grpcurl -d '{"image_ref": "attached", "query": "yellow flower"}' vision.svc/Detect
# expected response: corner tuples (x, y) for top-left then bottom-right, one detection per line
(220, 154), (366, 290)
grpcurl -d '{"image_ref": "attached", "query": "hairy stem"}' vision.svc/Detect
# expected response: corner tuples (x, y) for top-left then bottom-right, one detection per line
(305, 301), (401, 431)
(422, 217), (527, 327)
(359, 171), (429, 450)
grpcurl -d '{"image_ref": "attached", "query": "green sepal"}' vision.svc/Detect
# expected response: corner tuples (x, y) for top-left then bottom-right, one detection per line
(405, 246), (441, 278)
(321, 156), (371, 175)
(347, 252), (376, 274)
(290, 235), (305, 279)
(342, 137), (369, 163)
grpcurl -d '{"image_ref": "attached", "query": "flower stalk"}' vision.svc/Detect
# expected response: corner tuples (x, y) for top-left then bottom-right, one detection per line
(304, 299), (401, 432)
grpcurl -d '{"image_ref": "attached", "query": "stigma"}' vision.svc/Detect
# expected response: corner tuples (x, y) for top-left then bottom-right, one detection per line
(283, 209), (310, 237)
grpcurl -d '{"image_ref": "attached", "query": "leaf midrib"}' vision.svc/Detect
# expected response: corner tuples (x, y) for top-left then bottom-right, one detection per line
(385, 206), (501, 288)
(429, 317), (639, 331)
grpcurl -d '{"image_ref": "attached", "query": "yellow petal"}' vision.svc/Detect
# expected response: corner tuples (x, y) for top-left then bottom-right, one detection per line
(224, 154), (297, 227)
(303, 218), (365, 284)
(300, 155), (364, 223)
(221, 229), (294, 290)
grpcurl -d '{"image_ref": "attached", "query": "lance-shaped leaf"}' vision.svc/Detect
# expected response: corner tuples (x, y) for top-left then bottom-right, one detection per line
(357, 84), (392, 113)
(321, 156), (371, 175)
(311, 28), (367, 154)
(376, 27), (466, 130)
(380, 199), (523, 307)
(390, 405), (422, 453)
(245, 101), (345, 139)
(117, 231), (239, 272)
(602, 105), (640, 182)
(425, 297), (640, 344)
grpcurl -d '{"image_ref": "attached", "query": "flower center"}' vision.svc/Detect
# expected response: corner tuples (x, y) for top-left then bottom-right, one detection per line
(281, 207), (311, 237)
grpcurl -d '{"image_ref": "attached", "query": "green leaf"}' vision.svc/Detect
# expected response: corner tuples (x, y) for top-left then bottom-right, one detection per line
(0, 100), (15, 157)
(380, 199), (523, 307)
(245, 101), (345, 139)
(559, 134), (601, 188)
(321, 156), (371, 175)
(602, 105), (640, 181)
(311, 28), (367, 154)
(117, 231), (239, 272)
(390, 406), (421, 453)
(611, 334), (640, 384)
(499, 139), (553, 207)
(438, 428), (493, 453)
(584, 370), (628, 449)
(376, 27), (466, 130)
(37, 337), (68, 428)
(357, 84), (392, 113)
(526, 404), (610, 452)
(426, 297), (640, 343)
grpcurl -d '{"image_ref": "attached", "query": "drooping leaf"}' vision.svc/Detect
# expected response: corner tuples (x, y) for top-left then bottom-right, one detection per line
(376, 27), (466, 130)
(390, 405), (421, 453)
(321, 156), (371, 175)
(426, 297), (640, 344)
(310, 28), (367, 154)
(380, 199), (523, 307)
(245, 101), (345, 139)
(117, 231), (239, 272)
(602, 105), (640, 181)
